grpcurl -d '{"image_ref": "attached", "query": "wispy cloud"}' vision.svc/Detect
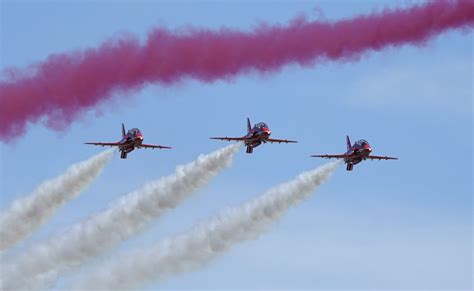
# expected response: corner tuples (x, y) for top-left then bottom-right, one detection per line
(346, 55), (472, 116)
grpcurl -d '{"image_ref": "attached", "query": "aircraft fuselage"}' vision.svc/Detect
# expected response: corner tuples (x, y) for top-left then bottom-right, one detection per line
(119, 136), (144, 154)
(244, 129), (271, 148)
(118, 129), (144, 158)
(344, 147), (372, 165)
(344, 141), (372, 170)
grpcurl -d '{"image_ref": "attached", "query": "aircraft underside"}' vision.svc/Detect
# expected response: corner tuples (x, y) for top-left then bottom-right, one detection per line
(120, 145), (135, 159)
(245, 139), (262, 154)
(345, 157), (362, 171)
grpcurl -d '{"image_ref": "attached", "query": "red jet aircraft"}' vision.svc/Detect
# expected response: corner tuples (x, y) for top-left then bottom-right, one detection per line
(211, 118), (297, 153)
(311, 135), (397, 171)
(85, 123), (172, 159)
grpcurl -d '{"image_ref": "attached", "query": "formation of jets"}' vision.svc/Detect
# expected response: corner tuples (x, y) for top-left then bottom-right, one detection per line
(85, 119), (397, 170)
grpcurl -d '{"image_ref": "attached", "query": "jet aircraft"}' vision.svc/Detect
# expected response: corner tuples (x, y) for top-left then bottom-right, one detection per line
(210, 118), (297, 153)
(311, 135), (397, 171)
(85, 123), (172, 159)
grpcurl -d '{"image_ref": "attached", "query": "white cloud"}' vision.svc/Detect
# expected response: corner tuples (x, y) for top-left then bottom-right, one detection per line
(346, 56), (472, 116)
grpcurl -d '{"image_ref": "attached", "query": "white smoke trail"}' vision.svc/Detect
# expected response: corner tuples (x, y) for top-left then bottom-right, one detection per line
(1, 144), (240, 290)
(73, 161), (339, 290)
(0, 150), (113, 252)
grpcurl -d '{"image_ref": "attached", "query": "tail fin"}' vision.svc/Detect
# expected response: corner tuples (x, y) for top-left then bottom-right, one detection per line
(247, 117), (252, 133)
(346, 135), (352, 150)
(122, 123), (126, 137)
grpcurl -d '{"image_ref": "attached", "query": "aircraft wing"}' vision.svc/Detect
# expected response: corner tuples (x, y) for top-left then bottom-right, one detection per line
(84, 142), (122, 147)
(310, 154), (350, 159)
(266, 138), (298, 144)
(138, 144), (172, 149)
(365, 155), (398, 160)
(210, 137), (247, 141)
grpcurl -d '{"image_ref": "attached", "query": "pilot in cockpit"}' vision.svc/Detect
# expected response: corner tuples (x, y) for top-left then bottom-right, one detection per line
(256, 122), (267, 129)
(356, 140), (368, 146)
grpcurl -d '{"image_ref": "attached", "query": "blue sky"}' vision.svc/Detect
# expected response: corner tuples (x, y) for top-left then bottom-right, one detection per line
(1, 0), (472, 289)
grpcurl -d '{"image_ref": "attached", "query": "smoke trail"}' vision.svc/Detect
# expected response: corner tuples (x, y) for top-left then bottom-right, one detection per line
(73, 161), (339, 290)
(1, 1), (473, 141)
(0, 150), (113, 252)
(2, 144), (240, 290)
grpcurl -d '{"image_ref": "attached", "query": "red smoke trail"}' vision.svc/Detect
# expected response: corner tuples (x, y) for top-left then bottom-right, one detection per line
(1, 0), (473, 141)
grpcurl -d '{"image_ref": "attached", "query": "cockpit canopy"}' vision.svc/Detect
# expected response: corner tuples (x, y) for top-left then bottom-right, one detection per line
(129, 128), (141, 135)
(355, 139), (369, 146)
(255, 122), (268, 129)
